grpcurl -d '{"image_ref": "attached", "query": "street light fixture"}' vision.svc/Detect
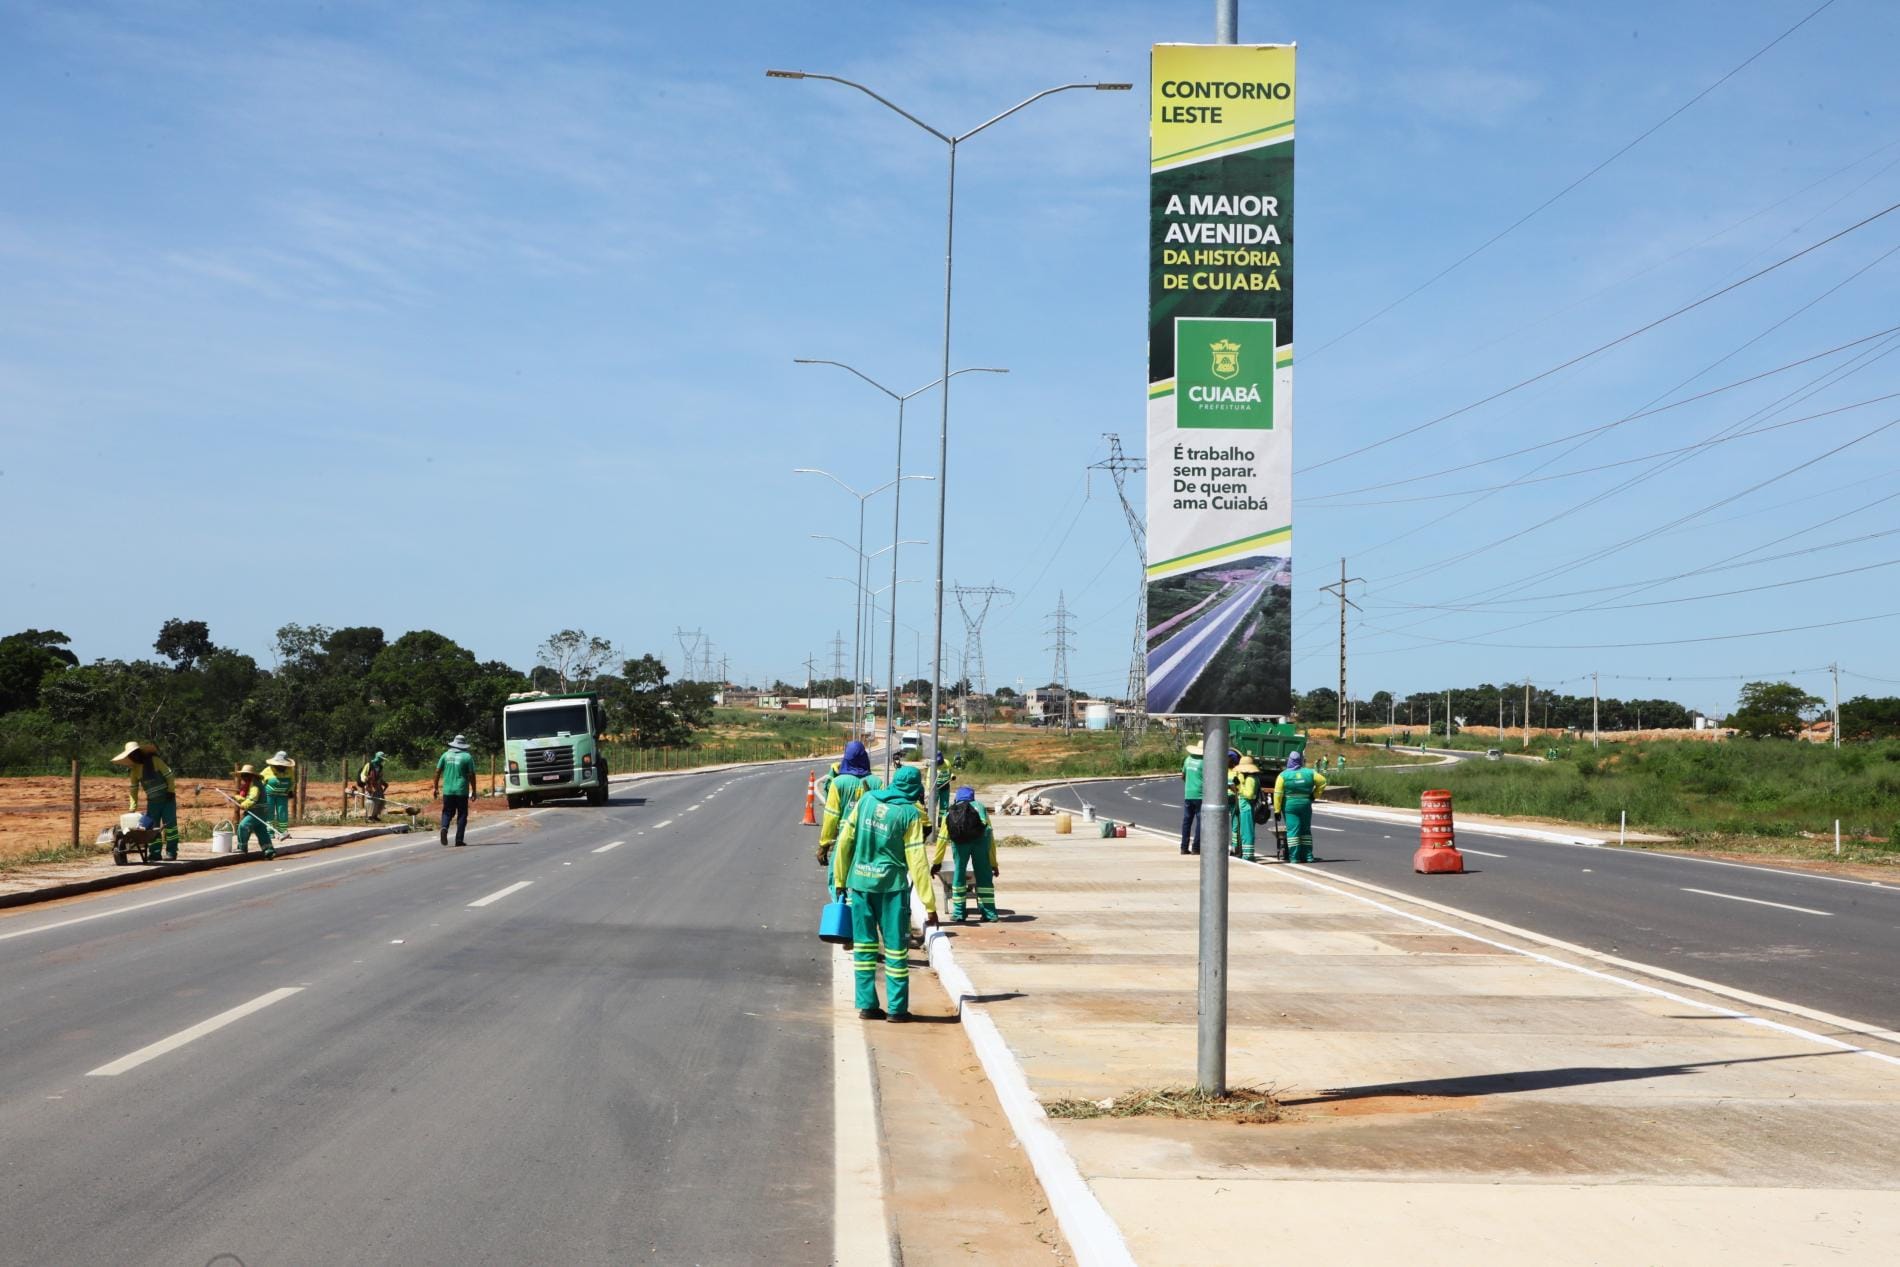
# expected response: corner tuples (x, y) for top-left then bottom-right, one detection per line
(796, 360), (1007, 775)
(772, 71), (1129, 818)
(796, 470), (933, 732)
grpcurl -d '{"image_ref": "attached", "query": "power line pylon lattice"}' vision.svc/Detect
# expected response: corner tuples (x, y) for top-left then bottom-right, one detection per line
(1088, 433), (1148, 745)
(953, 582), (1012, 724)
(1047, 590), (1074, 732)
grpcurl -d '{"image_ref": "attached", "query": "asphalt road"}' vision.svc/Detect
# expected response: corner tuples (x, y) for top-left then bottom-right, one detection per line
(1042, 775), (1900, 1033)
(1146, 574), (1269, 713)
(0, 762), (833, 1266)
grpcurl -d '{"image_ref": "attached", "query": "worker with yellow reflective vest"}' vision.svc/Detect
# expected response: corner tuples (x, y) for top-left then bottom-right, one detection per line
(232, 764), (276, 858)
(1272, 751), (1329, 864)
(832, 763), (937, 1022)
(261, 752), (296, 829)
(114, 740), (179, 861)
(818, 740), (880, 868)
(1228, 755), (1262, 861)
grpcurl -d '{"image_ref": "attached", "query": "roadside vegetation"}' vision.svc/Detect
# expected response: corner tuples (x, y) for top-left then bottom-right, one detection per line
(1046, 1086), (1280, 1125)
(1341, 737), (1900, 861)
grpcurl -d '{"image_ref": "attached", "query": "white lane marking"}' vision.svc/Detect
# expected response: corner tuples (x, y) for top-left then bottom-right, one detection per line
(1460, 847), (1507, 858)
(390, 939), (405, 944)
(652, 820), (673, 829)
(833, 944), (896, 1266)
(88, 987), (303, 1077)
(686, 804), (701, 813)
(1682, 887), (1832, 917)
(1313, 825), (1344, 832)
(593, 840), (625, 854)
(467, 881), (533, 908)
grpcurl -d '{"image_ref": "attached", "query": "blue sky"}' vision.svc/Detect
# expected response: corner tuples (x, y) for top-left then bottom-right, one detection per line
(3, 0), (1896, 715)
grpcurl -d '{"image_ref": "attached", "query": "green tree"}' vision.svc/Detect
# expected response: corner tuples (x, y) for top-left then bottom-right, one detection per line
(537, 629), (617, 692)
(154, 618), (216, 670)
(0, 635), (70, 714)
(1840, 695), (1900, 740)
(601, 653), (711, 747)
(1729, 680), (1823, 740)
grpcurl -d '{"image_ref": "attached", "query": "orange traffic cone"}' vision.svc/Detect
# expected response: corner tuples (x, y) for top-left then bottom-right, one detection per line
(802, 771), (819, 826)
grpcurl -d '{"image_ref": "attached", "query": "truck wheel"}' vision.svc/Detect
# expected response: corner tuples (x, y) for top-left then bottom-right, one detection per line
(588, 772), (608, 806)
(506, 794), (524, 810)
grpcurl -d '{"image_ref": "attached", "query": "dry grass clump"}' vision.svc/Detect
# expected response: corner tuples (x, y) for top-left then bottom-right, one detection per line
(997, 834), (1042, 848)
(1045, 1085), (1279, 1125)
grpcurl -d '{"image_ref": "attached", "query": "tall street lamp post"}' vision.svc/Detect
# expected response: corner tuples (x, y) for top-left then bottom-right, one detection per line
(770, 69), (1131, 820)
(795, 360), (1007, 777)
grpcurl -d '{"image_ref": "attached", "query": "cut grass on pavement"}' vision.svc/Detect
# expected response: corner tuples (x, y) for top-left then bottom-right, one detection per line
(1045, 1085), (1280, 1125)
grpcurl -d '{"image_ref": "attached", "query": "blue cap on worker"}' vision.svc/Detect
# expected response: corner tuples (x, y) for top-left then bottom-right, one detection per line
(1286, 750), (1304, 770)
(953, 785), (976, 802)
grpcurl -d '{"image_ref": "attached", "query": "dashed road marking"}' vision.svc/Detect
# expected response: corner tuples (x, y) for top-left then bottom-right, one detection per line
(467, 880), (533, 909)
(1682, 887), (1831, 917)
(1460, 847), (1507, 858)
(593, 840), (625, 854)
(88, 987), (303, 1077)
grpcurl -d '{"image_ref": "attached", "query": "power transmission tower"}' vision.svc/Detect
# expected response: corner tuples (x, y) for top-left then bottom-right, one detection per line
(1317, 559), (1364, 736)
(829, 632), (846, 695)
(1088, 433), (1148, 745)
(953, 582), (1012, 724)
(674, 627), (704, 682)
(701, 640), (717, 684)
(1047, 590), (1074, 732)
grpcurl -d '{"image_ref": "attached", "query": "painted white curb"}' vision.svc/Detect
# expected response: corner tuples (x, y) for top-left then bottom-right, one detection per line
(910, 892), (1138, 1267)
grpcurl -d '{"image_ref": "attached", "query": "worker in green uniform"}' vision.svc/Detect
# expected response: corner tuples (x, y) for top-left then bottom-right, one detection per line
(1272, 751), (1329, 864)
(931, 751), (952, 821)
(832, 763), (937, 1021)
(261, 751), (296, 829)
(114, 740), (179, 861)
(1179, 742), (1204, 855)
(357, 752), (388, 821)
(934, 785), (999, 922)
(818, 740), (880, 867)
(1229, 755), (1261, 861)
(232, 764), (276, 858)
(433, 735), (477, 847)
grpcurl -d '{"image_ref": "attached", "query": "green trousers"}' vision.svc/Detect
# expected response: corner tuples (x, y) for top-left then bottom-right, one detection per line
(237, 813), (274, 856)
(1283, 799), (1314, 863)
(849, 888), (913, 1014)
(950, 843), (997, 921)
(145, 795), (180, 860)
(1230, 800), (1257, 860)
(266, 792), (292, 829)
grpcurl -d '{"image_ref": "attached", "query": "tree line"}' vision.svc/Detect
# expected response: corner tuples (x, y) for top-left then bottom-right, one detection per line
(0, 624), (715, 774)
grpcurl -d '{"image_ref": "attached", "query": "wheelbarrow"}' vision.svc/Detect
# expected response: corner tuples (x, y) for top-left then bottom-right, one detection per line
(108, 813), (164, 866)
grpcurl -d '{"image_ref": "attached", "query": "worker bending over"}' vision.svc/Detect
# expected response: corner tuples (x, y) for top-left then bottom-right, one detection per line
(357, 751), (388, 821)
(832, 764), (937, 1022)
(1272, 750), (1329, 864)
(818, 740), (879, 868)
(232, 764), (276, 858)
(935, 785), (999, 922)
(115, 740), (179, 861)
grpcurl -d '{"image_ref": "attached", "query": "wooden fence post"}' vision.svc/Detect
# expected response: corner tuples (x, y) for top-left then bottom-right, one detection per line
(71, 758), (80, 850)
(341, 758), (349, 820)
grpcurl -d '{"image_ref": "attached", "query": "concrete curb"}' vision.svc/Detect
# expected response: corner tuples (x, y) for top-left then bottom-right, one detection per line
(909, 890), (1138, 1267)
(0, 824), (412, 912)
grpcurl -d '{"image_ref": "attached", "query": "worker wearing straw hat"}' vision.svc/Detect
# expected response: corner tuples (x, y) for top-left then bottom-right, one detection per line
(433, 735), (477, 847)
(114, 740), (179, 861)
(1229, 755), (1262, 862)
(232, 765), (276, 858)
(357, 752), (389, 821)
(1179, 742), (1205, 855)
(261, 751), (296, 829)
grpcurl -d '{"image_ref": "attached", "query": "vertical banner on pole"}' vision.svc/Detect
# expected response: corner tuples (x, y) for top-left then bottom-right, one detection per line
(1146, 43), (1296, 717)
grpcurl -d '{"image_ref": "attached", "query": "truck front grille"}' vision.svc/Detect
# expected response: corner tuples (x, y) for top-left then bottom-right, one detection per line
(525, 745), (576, 784)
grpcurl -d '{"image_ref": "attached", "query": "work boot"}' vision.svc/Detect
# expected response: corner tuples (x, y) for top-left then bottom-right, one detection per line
(858, 1007), (886, 1021)
(440, 825), (449, 846)
(886, 1011), (912, 1024)
(262, 847), (276, 860)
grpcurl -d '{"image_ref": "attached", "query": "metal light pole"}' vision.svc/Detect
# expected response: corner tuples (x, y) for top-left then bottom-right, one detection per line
(1199, 0), (1240, 1100)
(769, 68), (1131, 821)
(795, 360), (1007, 777)
(795, 469), (930, 736)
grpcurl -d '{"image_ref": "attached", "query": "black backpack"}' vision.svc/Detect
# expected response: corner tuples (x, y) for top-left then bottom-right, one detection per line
(946, 799), (984, 845)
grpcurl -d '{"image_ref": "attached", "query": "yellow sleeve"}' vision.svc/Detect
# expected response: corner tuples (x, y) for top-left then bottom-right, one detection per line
(128, 765), (140, 811)
(985, 810), (998, 870)
(929, 814), (950, 868)
(905, 814), (935, 914)
(1312, 771), (1329, 796)
(1272, 772), (1287, 814)
(820, 781), (847, 847)
(832, 797), (861, 892)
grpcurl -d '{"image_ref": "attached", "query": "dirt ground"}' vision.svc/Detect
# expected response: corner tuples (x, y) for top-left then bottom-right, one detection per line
(0, 773), (511, 868)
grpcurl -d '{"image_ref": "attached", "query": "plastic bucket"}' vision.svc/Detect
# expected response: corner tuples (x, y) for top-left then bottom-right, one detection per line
(1082, 805), (1097, 823)
(1055, 813), (1072, 834)
(210, 823), (235, 854)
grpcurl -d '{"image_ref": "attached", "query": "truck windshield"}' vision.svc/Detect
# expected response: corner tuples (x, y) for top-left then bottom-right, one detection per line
(506, 704), (592, 741)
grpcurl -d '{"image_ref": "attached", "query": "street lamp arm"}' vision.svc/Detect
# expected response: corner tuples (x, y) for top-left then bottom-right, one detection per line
(792, 467), (865, 500)
(771, 71), (953, 143)
(956, 83), (1129, 143)
(794, 358), (900, 402)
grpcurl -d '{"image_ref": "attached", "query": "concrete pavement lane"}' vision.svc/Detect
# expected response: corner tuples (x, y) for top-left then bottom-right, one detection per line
(1041, 775), (1900, 1032)
(1145, 575), (1269, 713)
(0, 763), (839, 1266)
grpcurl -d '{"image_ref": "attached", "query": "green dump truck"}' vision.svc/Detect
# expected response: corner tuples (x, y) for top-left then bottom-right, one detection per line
(502, 691), (609, 808)
(1228, 718), (1307, 780)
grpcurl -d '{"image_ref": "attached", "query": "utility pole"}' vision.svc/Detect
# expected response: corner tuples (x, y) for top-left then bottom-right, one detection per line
(1317, 558), (1363, 738)
(1047, 591), (1074, 732)
(1831, 661), (1841, 748)
(1592, 671), (1600, 750)
(1445, 688), (1451, 740)
(1089, 433), (1149, 746)
(1498, 690), (1504, 743)
(1524, 681), (1532, 749)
